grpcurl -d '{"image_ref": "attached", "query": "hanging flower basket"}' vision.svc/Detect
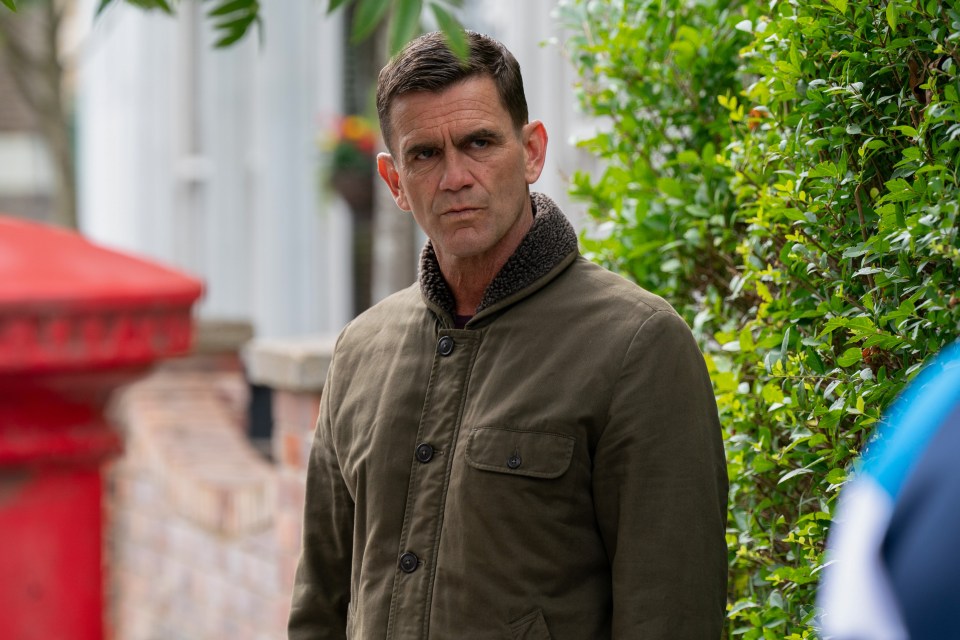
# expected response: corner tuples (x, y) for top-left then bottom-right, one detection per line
(322, 115), (378, 215)
(330, 168), (374, 215)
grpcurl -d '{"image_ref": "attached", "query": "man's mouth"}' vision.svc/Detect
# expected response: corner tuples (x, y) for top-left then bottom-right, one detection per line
(442, 206), (481, 215)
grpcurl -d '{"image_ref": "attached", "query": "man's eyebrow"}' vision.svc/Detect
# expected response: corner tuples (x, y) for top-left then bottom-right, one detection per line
(402, 141), (435, 157)
(399, 127), (506, 159)
(454, 128), (505, 146)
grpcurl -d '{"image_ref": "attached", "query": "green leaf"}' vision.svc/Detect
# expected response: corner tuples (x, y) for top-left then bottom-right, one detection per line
(915, 164), (948, 176)
(661, 258), (682, 273)
(756, 281), (773, 302)
(729, 599), (759, 616)
(825, 468), (846, 484)
(842, 244), (870, 258)
(1, 0), (16, 11)
(890, 124), (918, 137)
(862, 334), (905, 349)
(214, 29), (246, 47)
(121, 0), (174, 13)
(669, 40), (696, 65)
(808, 161), (839, 179)
(825, 0), (847, 13)
(779, 468), (813, 484)
(207, 0), (254, 18)
(214, 14), (259, 47)
(878, 177), (916, 204)
(657, 177), (684, 199)
(879, 191), (916, 204)
(837, 347), (862, 367)
(886, 1), (899, 31)
(388, 0), (422, 55)
(431, 2), (467, 59)
(327, 0), (355, 14)
(901, 146), (921, 161)
(862, 139), (888, 151)
(352, 0), (390, 42)
(99, 0), (176, 14)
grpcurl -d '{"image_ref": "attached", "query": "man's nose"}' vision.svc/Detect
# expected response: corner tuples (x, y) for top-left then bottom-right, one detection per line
(438, 152), (474, 191)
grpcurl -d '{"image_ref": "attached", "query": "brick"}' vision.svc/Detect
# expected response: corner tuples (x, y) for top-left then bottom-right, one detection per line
(273, 390), (322, 432)
(300, 431), (314, 468)
(278, 552), (300, 594)
(250, 552), (279, 595)
(166, 519), (190, 555)
(241, 526), (277, 554)
(225, 546), (244, 579)
(278, 473), (306, 512)
(273, 595), (293, 637)
(280, 430), (303, 470)
(123, 608), (151, 640)
(276, 511), (303, 555)
(107, 355), (299, 640)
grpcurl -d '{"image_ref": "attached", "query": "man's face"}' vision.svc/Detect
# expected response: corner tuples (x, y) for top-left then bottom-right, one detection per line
(377, 75), (547, 265)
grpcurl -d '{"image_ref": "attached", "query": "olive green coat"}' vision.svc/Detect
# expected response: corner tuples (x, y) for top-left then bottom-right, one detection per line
(289, 194), (728, 639)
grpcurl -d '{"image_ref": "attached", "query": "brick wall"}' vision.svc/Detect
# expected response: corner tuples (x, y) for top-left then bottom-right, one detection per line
(106, 337), (333, 640)
(272, 387), (321, 604)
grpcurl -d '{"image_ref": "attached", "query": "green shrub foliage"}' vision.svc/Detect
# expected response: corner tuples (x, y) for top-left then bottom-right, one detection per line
(561, 0), (960, 636)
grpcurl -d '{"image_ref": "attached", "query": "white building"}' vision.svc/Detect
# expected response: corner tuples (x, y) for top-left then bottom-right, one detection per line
(76, 0), (592, 340)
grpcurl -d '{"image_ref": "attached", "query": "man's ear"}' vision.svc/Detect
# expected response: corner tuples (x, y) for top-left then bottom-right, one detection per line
(377, 152), (411, 211)
(521, 120), (548, 185)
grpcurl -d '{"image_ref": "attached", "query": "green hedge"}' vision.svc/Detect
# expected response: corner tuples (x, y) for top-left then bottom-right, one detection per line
(561, 0), (960, 636)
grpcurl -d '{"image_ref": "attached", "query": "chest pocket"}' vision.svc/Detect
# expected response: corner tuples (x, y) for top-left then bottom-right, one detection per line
(465, 427), (576, 479)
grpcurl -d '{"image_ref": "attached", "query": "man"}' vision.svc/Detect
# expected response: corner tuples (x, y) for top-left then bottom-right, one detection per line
(289, 31), (728, 639)
(818, 341), (960, 639)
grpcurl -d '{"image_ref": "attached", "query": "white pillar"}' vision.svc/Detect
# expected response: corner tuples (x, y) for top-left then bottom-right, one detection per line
(248, 0), (351, 337)
(76, 0), (353, 339)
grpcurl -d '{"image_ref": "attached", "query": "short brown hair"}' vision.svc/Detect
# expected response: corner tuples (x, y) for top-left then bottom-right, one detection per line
(376, 31), (529, 153)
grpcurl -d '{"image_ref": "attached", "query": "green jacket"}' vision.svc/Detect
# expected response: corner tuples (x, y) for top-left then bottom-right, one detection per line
(289, 193), (728, 639)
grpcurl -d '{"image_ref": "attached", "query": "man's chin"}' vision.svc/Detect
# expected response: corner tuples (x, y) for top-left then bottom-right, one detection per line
(435, 235), (495, 262)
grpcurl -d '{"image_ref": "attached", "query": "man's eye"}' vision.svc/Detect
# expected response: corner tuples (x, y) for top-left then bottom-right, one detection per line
(471, 139), (489, 149)
(415, 149), (437, 160)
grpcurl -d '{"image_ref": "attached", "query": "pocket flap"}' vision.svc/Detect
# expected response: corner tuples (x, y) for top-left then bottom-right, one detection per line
(465, 427), (575, 479)
(509, 608), (553, 640)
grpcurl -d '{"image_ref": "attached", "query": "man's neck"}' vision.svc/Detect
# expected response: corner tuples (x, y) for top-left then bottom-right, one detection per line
(441, 260), (505, 316)
(437, 209), (534, 317)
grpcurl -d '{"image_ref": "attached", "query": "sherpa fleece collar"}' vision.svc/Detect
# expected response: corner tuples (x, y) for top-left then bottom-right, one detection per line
(419, 192), (580, 317)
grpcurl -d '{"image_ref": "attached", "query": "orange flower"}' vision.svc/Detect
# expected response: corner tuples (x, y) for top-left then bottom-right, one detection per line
(339, 116), (378, 154)
(321, 114), (380, 177)
(747, 107), (770, 131)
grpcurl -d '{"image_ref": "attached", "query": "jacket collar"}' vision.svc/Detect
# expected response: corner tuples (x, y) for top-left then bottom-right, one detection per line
(419, 192), (580, 318)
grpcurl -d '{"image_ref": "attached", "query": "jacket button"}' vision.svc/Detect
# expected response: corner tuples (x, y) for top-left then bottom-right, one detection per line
(507, 453), (522, 469)
(437, 336), (455, 356)
(399, 552), (419, 573)
(415, 443), (434, 463)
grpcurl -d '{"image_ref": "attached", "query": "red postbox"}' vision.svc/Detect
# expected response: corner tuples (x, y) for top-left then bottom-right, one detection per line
(0, 217), (203, 639)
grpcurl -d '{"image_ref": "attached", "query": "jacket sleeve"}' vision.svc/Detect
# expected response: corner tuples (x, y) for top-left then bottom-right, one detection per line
(288, 346), (355, 639)
(592, 309), (728, 638)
